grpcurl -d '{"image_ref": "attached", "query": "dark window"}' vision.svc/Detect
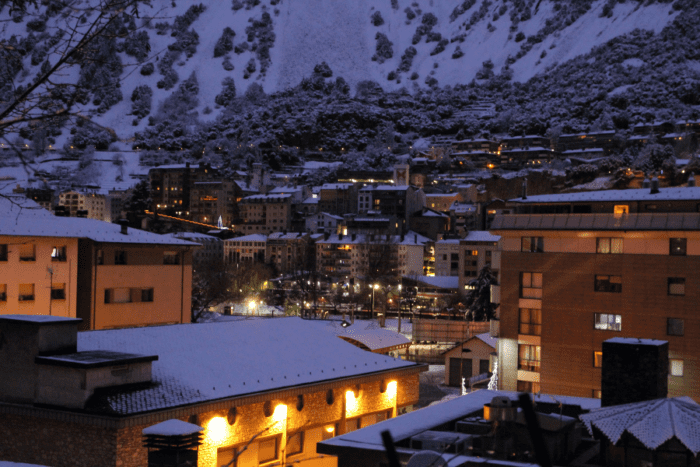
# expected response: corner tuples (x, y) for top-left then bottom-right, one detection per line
(479, 359), (490, 375)
(141, 288), (154, 302)
(0, 244), (7, 261)
(163, 251), (180, 265)
(51, 284), (66, 300)
(670, 238), (687, 256)
(668, 278), (685, 296)
(115, 250), (127, 265)
(0, 284), (6, 301)
(521, 236), (544, 253)
(519, 308), (541, 336)
(19, 244), (35, 261)
(96, 249), (104, 265)
(668, 318), (684, 336)
(286, 432), (304, 456)
(51, 246), (67, 262)
(594, 275), (621, 293)
(517, 380), (540, 393)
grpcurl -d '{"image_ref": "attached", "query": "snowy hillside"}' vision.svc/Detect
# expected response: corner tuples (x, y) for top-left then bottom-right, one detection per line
(0, 0), (687, 146)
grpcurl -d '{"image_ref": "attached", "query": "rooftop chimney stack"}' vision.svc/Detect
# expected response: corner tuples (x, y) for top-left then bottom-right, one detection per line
(688, 173), (696, 187)
(650, 176), (660, 194)
(601, 338), (668, 407)
(521, 179), (527, 200)
(119, 219), (129, 235)
(642, 177), (651, 189)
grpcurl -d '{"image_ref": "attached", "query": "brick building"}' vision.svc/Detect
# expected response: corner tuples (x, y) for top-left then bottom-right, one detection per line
(0, 315), (424, 467)
(491, 210), (700, 400)
(237, 194), (293, 235)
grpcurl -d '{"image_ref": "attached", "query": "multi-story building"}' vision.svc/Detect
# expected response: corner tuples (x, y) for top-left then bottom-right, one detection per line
(450, 138), (500, 153)
(318, 183), (359, 216)
(224, 234), (267, 264)
(167, 232), (223, 267)
(189, 179), (240, 226)
(358, 185), (426, 233)
(499, 147), (557, 168)
(316, 232), (428, 283)
(0, 197), (196, 330)
(434, 239), (461, 277)
(500, 134), (551, 149)
(267, 232), (312, 275)
(305, 212), (343, 235)
(57, 190), (110, 221)
(237, 194), (293, 235)
(556, 130), (616, 154)
(491, 207), (700, 400)
(425, 193), (461, 213)
(458, 231), (501, 293)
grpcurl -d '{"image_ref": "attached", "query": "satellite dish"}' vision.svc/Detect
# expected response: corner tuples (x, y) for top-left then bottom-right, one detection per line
(407, 450), (447, 467)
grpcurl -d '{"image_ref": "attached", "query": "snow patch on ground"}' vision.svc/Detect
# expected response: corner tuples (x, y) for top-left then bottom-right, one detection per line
(623, 58), (645, 68)
(569, 176), (614, 191)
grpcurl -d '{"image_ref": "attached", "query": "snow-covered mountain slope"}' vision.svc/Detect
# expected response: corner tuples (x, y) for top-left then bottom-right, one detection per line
(0, 0), (679, 144)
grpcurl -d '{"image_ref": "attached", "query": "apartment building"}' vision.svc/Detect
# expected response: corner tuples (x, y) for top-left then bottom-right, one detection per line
(57, 190), (110, 221)
(224, 234), (267, 264)
(0, 197), (196, 330)
(237, 194), (293, 235)
(491, 210), (700, 400)
(358, 185), (426, 233)
(190, 179), (240, 227)
(305, 212), (343, 235)
(266, 232), (311, 275)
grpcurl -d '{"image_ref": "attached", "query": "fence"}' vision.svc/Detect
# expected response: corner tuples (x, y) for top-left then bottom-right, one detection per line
(412, 319), (491, 344)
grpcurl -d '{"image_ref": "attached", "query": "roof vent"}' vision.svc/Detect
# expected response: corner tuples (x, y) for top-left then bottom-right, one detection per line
(650, 176), (660, 194)
(642, 177), (651, 189)
(688, 173), (695, 187)
(119, 219), (129, 235)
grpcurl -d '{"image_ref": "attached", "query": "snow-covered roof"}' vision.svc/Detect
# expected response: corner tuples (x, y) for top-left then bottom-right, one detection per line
(410, 276), (459, 289)
(323, 320), (410, 352)
(605, 337), (667, 346)
(224, 234), (268, 242)
(302, 197), (319, 204)
(77, 318), (418, 415)
(436, 239), (460, 245)
(317, 232), (429, 246)
(315, 212), (344, 220)
(491, 212), (700, 231)
(267, 232), (307, 240)
(240, 194), (292, 201)
(359, 185), (408, 192)
(0, 198), (198, 246)
(475, 332), (497, 349)
(167, 232), (220, 241)
(321, 183), (354, 190)
(142, 419), (203, 436)
(562, 148), (605, 154)
(426, 193), (460, 198)
(463, 231), (500, 243)
(509, 186), (700, 204)
(580, 397), (700, 454)
(500, 146), (553, 153)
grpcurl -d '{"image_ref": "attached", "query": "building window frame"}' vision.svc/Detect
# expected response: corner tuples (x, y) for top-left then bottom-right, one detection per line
(0, 284), (6, 301)
(163, 251), (180, 265)
(596, 237), (623, 254)
(114, 250), (127, 265)
(216, 446), (237, 467)
(18, 283), (35, 301)
(669, 359), (684, 377)
(518, 344), (541, 372)
(19, 244), (35, 262)
(520, 272), (543, 299)
(594, 351), (603, 368)
(670, 238), (687, 256)
(521, 236), (544, 253)
(594, 275), (621, 293)
(258, 436), (280, 464)
(667, 318), (684, 337)
(286, 431), (304, 457)
(51, 246), (67, 262)
(0, 244), (7, 261)
(668, 277), (685, 296)
(594, 313), (622, 332)
(50, 284), (66, 300)
(518, 308), (541, 336)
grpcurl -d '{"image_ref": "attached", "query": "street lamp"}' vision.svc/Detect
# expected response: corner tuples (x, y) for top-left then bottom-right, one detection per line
(371, 284), (379, 319)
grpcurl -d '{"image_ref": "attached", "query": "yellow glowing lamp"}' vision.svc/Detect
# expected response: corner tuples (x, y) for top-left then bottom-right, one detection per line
(206, 416), (228, 445)
(272, 404), (288, 423)
(386, 381), (397, 399)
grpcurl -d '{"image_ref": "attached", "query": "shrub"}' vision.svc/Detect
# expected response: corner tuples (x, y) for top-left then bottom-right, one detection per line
(214, 27), (235, 57)
(131, 85), (153, 120)
(371, 11), (384, 26)
(215, 77), (236, 106)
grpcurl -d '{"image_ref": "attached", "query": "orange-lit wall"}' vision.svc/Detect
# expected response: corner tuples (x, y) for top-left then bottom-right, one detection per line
(0, 236), (79, 318)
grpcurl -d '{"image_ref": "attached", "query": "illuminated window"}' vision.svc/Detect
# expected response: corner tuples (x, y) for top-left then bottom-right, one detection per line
(217, 446), (236, 467)
(596, 238), (623, 254)
(346, 418), (360, 433)
(115, 250), (127, 265)
(594, 351), (603, 368)
(287, 432), (304, 457)
(519, 308), (541, 336)
(51, 283), (66, 300)
(667, 318), (684, 336)
(0, 284), (6, 301)
(668, 278), (685, 296)
(19, 244), (35, 261)
(670, 238), (687, 256)
(0, 244), (7, 261)
(594, 313), (621, 331)
(592, 389), (602, 399)
(594, 275), (621, 293)
(51, 246), (67, 262)
(18, 283), (35, 301)
(258, 437), (279, 464)
(518, 344), (540, 372)
(521, 237), (544, 253)
(322, 424), (337, 441)
(517, 380), (540, 393)
(613, 205), (629, 216)
(670, 359), (684, 377)
(520, 272), (543, 299)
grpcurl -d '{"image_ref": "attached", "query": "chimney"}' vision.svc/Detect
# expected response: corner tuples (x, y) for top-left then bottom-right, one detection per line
(143, 420), (203, 467)
(642, 177), (651, 189)
(119, 219), (129, 235)
(688, 173), (696, 187)
(650, 176), (660, 194)
(521, 179), (527, 200)
(601, 338), (668, 407)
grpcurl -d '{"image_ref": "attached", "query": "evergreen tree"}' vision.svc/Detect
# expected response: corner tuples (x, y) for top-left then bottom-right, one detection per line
(464, 265), (497, 322)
